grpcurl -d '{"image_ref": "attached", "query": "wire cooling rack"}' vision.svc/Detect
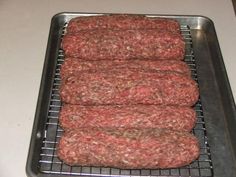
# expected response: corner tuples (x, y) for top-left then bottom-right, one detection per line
(38, 24), (214, 177)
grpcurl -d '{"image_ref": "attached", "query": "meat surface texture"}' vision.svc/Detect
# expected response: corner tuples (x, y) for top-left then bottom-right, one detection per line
(60, 70), (199, 106)
(60, 58), (191, 79)
(62, 29), (185, 60)
(58, 15), (201, 169)
(67, 14), (180, 33)
(59, 104), (196, 132)
(57, 128), (200, 169)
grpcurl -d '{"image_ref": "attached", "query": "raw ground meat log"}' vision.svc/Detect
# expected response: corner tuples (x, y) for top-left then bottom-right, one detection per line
(62, 29), (185, 60)
(59, 104), (196, 132)
(60, 58), (191, 79)
(60, 70), (199, 106)
(67, 14), (180, 33)
(57, 128), (200, 168)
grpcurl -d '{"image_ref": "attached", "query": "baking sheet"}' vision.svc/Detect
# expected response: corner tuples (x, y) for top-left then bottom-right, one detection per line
(26, 13), (236, 177)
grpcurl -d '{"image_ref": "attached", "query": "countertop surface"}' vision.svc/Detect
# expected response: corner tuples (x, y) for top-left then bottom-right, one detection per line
(0, 0), (236, 177)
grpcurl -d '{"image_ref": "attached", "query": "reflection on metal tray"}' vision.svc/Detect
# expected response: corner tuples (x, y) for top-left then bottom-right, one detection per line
(26, 13), (236, 177)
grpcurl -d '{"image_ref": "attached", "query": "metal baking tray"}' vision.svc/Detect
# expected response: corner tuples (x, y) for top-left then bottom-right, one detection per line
(26, 13), (236, 177)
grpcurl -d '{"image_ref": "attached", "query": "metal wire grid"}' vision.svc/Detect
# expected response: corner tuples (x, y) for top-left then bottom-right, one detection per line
(38, 24), (213, 177)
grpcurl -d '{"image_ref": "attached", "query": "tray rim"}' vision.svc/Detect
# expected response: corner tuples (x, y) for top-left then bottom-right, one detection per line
(52, 12), (216, 29)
